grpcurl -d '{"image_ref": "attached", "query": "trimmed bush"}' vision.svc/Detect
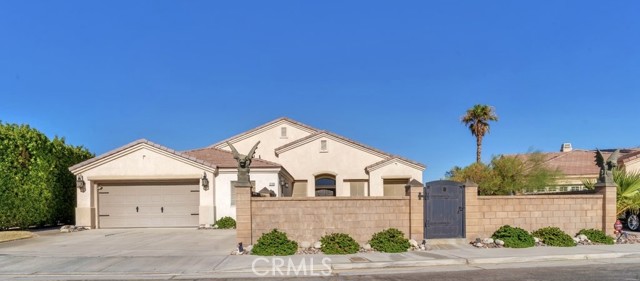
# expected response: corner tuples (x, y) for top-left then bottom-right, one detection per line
(532, 227), (576, 247)
(491, 225), (535, 248)
(252, 229), (298, 256)
(214, 216), (236, 229)
(320, 233), (360, 254)
(578, 228), (615, 245)
(369, 228), (410, 253)
(0, 123), (93, 229)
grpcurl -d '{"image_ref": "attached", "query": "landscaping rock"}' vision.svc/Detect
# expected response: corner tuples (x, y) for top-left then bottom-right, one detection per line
(495, 239), (505, 246)
(474, 242), (484, 248)
(534, 237), (541, 243)
(573, 237), (580, 243)
(577, 234), (588, 242)
(409, 239), (418, 247)
(313, 241), (322, 249)
(482, 238), (494, 244)
(300, 241), (311, 248)
(363, 244), (372, 251)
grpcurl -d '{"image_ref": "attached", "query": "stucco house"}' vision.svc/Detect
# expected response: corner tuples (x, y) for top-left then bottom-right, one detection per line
(69, 117), (425, 228)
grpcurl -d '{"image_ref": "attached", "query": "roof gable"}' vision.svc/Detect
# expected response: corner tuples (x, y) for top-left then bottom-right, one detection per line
(275, 131), (425, 169)
(210, 117), (318, 149)
(69, 139), (216, 174)
(366, 157), (426, 172)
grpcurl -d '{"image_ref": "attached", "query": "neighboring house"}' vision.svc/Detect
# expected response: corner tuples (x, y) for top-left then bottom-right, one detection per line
(519, 143), (640, 193)
(69, 117), (425, 229)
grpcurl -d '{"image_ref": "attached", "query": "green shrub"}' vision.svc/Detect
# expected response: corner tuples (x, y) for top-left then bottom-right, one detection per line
(252, 229), (298, 256)
(214, 216), (236, 229)
(0, 123), (93, 229)
(531, 227), (576, 247)
(369, 228), (410, 253)
(578, 228), (615, 245)
(320, 233), (360, 254)
(491, 225), (535, 248)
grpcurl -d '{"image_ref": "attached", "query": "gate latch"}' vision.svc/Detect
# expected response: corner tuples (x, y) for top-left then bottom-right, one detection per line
(418, 192), (424, 200)
(458, 206), (465, 213)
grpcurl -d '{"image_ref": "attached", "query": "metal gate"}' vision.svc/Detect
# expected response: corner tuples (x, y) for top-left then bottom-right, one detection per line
(424, 180), (465, 239)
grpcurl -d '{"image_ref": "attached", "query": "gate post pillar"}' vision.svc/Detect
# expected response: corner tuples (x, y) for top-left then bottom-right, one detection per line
(408, 180), (424, 241)
(235, 182), (253, 245)
(464, 180), (480, 241)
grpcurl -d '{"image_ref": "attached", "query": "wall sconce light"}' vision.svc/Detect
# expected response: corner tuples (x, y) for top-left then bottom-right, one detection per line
(76, 175), (86, 193)
(201, 172), (209, 191)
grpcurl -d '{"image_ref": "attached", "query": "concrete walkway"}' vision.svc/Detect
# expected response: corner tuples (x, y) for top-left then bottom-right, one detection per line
(2, 229), (640, 280)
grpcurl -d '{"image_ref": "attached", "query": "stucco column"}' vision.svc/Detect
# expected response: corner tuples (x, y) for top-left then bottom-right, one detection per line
(75, 180), (95, 228)
(464, 181), (480, 240)
(408, 181), (424, 241)
(235, 182), (253, 245)
(199, 171), (215, 226)
(595, 182), (617, 237)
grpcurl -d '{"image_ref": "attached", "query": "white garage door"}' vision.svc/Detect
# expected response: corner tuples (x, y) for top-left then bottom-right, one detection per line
(98, 182), (200, 228)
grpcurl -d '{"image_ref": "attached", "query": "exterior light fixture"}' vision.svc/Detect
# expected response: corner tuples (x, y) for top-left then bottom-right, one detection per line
(201, 172), (209, 191)
(76, 175), (86, 193)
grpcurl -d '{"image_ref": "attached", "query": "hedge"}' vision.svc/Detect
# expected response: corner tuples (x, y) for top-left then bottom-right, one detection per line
(0, 122), (93, 229)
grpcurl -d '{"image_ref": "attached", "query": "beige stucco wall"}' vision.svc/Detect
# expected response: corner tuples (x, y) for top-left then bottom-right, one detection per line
(74, 145), (215, 228)
(215, 168), (281, 219)
(624, 159), (640, 174)
(215, 121), (314, 163)
(277, 136), (387, 196)
(368, 160), (423, 196)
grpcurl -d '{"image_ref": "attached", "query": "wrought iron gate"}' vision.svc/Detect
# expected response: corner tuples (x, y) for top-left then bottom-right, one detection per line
(424, 180), (465, 239)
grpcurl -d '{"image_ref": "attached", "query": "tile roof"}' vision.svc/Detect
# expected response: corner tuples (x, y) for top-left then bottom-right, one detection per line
(275, 130), (426, 169)
(513, 148), (640, 176)
(209, 117), (319, 148)
(69, 139), (216, 173)
(183, 147), (282, 169)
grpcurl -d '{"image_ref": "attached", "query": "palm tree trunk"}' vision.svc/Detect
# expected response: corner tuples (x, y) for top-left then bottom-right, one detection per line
(476, 135), (482, 163)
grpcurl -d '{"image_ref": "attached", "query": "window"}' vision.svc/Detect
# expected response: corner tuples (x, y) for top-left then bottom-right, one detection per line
(315, 174), (336, 196)
(281, 127), (287, 138)
(349, 182), (366, 197)
(383, 178), (409, 196)
(320, 140), (327, 152)
(292, 181), (307, 197)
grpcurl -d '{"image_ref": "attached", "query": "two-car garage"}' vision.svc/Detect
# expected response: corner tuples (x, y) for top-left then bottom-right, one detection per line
(97, 181), (200, 228)
(70, 139), (217, 229)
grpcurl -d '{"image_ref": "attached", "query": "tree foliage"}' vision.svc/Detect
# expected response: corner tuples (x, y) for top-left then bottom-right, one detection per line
(447, 152), (562, 195)
(0, 122), (93, 229)
(613, 169), (640, 217)
(461, 104), (498, 163)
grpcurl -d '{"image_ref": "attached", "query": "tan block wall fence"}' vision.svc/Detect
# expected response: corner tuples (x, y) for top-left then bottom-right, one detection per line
(236, 184), (424, 245)
(236, 181), (616, 245)
(465, 182), (617, 239)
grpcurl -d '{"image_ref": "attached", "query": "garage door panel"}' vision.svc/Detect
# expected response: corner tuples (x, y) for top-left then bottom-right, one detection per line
(98, 182), (199, 228)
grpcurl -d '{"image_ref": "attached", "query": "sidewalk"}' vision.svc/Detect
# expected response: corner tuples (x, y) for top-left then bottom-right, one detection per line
(2, 243), (640, 280)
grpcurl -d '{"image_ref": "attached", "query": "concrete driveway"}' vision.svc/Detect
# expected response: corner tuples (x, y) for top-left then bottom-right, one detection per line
(0, 228), (237, 280)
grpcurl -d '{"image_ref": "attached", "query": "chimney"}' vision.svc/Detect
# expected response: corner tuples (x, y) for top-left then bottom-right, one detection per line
(561, 143), (573, 152)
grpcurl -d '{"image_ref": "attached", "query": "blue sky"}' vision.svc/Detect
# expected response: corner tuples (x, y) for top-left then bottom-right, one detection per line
(1, 1), (639, 181)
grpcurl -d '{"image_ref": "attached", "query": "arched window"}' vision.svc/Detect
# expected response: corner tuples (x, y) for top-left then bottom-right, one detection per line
(315, 174), (336, 197)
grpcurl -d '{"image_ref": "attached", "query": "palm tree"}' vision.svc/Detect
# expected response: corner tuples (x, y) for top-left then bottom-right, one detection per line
(461, 104), (498, 163)
(614, 169), (640, 231)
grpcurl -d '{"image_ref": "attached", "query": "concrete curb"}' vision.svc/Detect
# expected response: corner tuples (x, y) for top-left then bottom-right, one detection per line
(332, 258), (468, 270)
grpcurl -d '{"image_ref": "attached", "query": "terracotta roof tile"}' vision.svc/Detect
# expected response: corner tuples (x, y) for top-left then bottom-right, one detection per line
(183, 147), (282, 169)
(512, 148), (640, 176)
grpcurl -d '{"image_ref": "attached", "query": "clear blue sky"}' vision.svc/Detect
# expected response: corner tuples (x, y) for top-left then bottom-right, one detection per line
(1, 1), (639, 181)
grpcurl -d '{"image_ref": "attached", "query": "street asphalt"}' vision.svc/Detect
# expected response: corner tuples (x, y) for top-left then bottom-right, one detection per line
(2, 228), (640, 280)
